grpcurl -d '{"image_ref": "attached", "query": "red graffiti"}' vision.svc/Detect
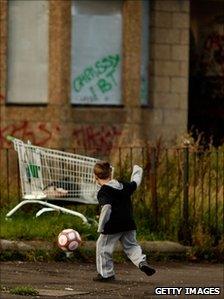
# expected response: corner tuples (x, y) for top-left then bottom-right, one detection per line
(0, 120), (60, 148)
(36, 123), (59, 146)
(73, 125), (121, 155)
(0, 94), (5, 102)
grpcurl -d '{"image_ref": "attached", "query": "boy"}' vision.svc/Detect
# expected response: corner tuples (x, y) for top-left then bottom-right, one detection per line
(93, 161), (156, 282)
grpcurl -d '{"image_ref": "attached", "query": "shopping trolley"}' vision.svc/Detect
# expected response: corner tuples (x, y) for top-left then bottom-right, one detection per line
(6, 136), (101, 223)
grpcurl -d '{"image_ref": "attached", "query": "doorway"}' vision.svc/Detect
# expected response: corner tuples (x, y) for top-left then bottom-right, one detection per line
(188, 0), (224, 146)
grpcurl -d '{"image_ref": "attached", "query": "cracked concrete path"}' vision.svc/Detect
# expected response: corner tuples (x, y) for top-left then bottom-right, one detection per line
(0, 261), (223, 298)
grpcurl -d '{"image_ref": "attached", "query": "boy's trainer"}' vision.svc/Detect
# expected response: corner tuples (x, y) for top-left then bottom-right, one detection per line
(93, 274), (115, 282)
(139, 261), (156, 276)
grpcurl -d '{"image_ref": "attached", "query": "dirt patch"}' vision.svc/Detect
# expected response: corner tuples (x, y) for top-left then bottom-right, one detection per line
(0, 261), (223, 298)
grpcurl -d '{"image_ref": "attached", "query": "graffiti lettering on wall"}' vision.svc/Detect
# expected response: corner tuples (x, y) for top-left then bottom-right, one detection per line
(0, 121), (60, 148)
(73, 125), (122, 155)
(1, 122), (122, 154)
(73, 54), (120, 103)
(0, 94), (5, 102)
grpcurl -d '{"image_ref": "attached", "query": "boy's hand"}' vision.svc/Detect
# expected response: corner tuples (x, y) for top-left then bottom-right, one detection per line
(131, 165), (143, 187)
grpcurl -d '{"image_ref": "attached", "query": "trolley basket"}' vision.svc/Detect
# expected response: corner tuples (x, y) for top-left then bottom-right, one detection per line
(6, 137), (101, 223)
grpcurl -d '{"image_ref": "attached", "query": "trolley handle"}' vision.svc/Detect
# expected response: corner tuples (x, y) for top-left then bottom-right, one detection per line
(6, 135), (15, 142)
(6, 135), (26, 151)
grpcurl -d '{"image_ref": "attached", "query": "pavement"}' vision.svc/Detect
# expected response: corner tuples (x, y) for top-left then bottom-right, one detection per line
(0, 239), (223, 298)
(0, 261), (223, 298)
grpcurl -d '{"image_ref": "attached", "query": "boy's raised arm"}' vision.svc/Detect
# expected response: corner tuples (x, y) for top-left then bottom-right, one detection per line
(130, 165), (143, 188)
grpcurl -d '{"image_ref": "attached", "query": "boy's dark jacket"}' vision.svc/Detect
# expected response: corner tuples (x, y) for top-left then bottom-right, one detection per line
(97, 181), (137, 234)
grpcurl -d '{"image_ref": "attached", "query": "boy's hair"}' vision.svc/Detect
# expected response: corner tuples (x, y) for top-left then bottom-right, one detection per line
(94, 161), (112, 180)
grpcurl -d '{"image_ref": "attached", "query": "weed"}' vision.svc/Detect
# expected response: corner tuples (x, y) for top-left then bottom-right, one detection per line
(9, 285), (39, 296)
(0, 137), (223, 257)
(0, 285), (9, 292)
(0, 208), (98, 242)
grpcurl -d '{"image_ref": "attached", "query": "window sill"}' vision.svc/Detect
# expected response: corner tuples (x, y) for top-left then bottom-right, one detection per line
(5, 103), (48, 107)
(71, 104), (124, 109)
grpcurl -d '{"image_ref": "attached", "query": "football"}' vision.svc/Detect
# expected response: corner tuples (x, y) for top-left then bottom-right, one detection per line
(57, 229), (81, 252)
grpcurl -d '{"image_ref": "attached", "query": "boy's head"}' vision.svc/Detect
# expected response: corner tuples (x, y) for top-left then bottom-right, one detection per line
(94, 161), (112, 183)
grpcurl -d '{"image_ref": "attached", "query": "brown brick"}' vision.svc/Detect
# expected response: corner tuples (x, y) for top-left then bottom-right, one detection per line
(171, 77), (188, 93)
(0, 0), (191, 152)
(180, 0), (190, 13)
(178, 93), (188, 109)
(152, 93), (181, 109)
(71, 107), (128, 124)
(153, 11), (173, 28)
(163, 108), (187, 126)
(152, 61), (180, 76)
(148, 124), (187, 145)
(153, 28), (181, 44)
(131, 108), (142, 124)
(180, 61), (189, 77)
(154, 0), (189, 12)
(180, 29), (189, 45)
(150, 44), (171, 60)
(142, 108), (163, 126)
(172, 12), (189, 29)
(152, 77), (170, 93)
(172, 45), (188, 61)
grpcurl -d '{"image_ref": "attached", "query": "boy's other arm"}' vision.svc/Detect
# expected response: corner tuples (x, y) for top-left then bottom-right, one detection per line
(97, 204), (112, 233)
(131, 165), (143, 188)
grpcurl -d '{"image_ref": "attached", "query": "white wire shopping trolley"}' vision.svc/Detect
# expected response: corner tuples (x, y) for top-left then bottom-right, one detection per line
(6, 137), (101, 223)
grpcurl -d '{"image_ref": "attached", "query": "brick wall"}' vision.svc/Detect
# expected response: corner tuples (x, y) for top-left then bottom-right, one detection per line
(145, 0), (190, 143)
(0, 0), (190, 155)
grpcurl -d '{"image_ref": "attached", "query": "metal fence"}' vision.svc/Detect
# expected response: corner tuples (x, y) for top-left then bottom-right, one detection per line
(0, 146), (223, 245)
(141, 146), (224, 245)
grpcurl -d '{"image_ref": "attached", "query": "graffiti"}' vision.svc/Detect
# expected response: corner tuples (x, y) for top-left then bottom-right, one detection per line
(73, 125), (122, 155)
(72, 54), (120, 103)
(73, 54), (119, 92)
(97, 79), (113, 94)
(0, 121), (60, 148)
(1, 122), (122, 153)
(0, 94), (5, 102)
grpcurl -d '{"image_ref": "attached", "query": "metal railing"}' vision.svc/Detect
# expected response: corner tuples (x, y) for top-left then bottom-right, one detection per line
(0, 146), (223, 245)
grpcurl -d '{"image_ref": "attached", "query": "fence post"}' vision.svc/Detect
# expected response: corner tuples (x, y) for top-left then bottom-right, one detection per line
(181, 145), (191, 245)
(150, 147), (158, 231)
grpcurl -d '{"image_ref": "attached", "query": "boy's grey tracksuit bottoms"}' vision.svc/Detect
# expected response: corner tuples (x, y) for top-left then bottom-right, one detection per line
(96, 230), (146, 278)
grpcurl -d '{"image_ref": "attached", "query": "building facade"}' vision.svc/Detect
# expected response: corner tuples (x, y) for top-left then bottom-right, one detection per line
(0, 0), (191, 155)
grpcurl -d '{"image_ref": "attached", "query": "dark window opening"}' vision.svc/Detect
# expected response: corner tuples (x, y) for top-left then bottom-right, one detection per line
(188, 0), (224, 146)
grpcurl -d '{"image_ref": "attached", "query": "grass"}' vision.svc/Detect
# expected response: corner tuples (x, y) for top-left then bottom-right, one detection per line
(9, 286), (39, 296)
(0, 137), (223, 261)
(0, 205), (165, 242)
(0, 201), (223, 262)
(0, 206), (98, 242)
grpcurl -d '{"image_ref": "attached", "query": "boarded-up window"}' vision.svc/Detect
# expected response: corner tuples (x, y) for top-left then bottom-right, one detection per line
(71, 0), (123, 105)
(7, 0), (49, 104)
